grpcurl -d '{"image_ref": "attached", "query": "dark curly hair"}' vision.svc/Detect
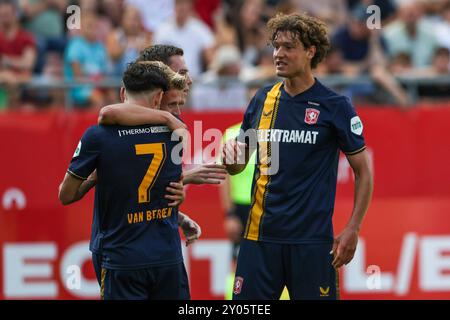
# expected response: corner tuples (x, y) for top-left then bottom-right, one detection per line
(137, 45), (184, 65)
(267, 13), (330, 69)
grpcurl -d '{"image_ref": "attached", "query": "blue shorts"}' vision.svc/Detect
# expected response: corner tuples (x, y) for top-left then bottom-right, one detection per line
(100, 262), (190, 300)
(233, 239), (339, 300)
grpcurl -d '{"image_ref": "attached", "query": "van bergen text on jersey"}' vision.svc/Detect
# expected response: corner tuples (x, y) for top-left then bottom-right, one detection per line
(127, 207), (174, 225)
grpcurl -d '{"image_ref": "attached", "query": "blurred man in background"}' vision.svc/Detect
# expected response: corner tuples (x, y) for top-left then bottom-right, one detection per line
(332, 5), (409, 106)
(0, 0), (36, 109)
(154, 0), (215, 79)
(106, 5), (152, 76)
(384, 1), (438, 69)
(63, 11), (112, 108)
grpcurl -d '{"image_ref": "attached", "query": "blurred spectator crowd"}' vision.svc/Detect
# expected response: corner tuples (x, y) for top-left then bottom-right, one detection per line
(0, 0), (449, 111)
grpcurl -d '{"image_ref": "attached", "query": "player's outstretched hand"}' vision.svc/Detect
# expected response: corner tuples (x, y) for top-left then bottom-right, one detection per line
(331, 227), (359, 269)
(183, 163), (228, 185)
(165, 181), (185, 207)
(180, 214), (202, 247)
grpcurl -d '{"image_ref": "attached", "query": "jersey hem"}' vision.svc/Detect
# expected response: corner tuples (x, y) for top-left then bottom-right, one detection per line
(344, 145), (366, 156)
(101, 257), (183, 270)
(67, 169), (87, 180)
(244, 236), (334, 245)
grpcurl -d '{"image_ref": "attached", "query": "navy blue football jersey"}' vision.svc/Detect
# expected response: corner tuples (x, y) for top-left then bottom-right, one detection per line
(68, 125), (183, 269)
(239, 80), (366, 244)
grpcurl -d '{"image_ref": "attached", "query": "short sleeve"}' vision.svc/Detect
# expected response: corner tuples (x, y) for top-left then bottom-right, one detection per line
(333, 97), (366, 155)
(68, 126), (101, 180)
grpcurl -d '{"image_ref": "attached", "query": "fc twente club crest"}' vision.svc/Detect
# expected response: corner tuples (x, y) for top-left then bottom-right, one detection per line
(305, 108), (320, 125)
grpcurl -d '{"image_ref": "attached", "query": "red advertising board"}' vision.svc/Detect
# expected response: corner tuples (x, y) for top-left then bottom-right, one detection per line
(0, 106), (449, 299)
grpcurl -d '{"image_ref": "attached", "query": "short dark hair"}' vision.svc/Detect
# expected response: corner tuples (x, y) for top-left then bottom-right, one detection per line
(267, 13), (330, 69)
(435, 47), (450, 58)
(137, 45), (184, 65)
(122, 61), (169, 93)
(138, 61), (187, 91)
(0, 0), (17, 9)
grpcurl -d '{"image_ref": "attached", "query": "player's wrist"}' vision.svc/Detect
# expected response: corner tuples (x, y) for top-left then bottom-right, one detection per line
(182, 172), (192, 185)
(178, 213), (188, 226)
(345, 224), (360, 233)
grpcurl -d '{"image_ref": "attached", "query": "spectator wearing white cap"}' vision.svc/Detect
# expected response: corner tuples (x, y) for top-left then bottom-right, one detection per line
(202, 45), (242, 82)
(191, 45), (247, 110)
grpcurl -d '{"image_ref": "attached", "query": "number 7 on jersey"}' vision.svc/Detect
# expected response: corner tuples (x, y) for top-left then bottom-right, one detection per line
(135, 143), (166, 204)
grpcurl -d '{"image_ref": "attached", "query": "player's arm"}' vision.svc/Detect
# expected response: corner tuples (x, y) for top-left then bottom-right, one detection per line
(178, 211), (202, 247)
(98, 104), (187, 131)
(58, 170), (97, 205)
(2, 47), (36, 72)
(332, 149), (373, 268)
(183, 163), (228, 185)
(60, 126), (100, 205)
